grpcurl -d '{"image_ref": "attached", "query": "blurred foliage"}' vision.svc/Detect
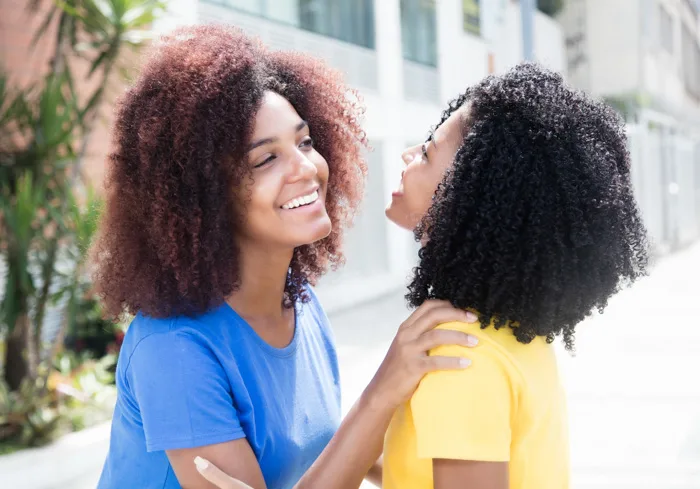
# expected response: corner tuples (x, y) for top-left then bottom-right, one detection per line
(538, 0), (565, 16)
(604, 91), (652, 121)
(0, 0), (163, 451)
(0, 351), (116, 451)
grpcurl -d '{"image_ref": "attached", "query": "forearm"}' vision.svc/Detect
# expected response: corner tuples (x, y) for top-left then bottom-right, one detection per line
(365, 456), (383, 487)
(294, 388), (393, 489)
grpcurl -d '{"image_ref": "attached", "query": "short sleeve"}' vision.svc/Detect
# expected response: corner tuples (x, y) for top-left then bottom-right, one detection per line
(126, 330), (245, 452)
(410, 339), (514, 462)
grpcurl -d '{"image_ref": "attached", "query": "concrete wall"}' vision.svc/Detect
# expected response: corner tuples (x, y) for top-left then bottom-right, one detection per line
(492, 2), (566, 76)
(558, 0), (641, 95)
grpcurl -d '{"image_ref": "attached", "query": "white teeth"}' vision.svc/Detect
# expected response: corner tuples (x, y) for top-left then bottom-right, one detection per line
(282, 190), (319, 210)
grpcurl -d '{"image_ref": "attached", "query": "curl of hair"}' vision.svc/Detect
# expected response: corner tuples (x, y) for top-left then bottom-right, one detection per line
(407, 63), (648, 350)
(92, 25), (367, 319)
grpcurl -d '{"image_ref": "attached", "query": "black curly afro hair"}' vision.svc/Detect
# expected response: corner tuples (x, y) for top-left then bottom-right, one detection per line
(407, 63), (649, 350)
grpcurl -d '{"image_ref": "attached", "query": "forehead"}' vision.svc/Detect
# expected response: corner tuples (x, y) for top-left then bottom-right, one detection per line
(250, 91), (302, 136)
(434, 103), (470, 143)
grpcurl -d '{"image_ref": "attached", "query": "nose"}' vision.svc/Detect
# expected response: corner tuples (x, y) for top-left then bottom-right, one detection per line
(288, 150), (317, 182)
(401, 144), (422, 165)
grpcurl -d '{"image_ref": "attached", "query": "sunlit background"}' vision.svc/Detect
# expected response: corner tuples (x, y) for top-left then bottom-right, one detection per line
(1, 0), (699, 488)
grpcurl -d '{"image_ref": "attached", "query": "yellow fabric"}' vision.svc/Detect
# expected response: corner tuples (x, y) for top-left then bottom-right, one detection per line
(383, 320), (569, 489)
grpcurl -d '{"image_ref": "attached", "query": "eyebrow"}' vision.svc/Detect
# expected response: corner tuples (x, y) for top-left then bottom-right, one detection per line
(246, 120), (309, 152)
(426, 132), (438, 148)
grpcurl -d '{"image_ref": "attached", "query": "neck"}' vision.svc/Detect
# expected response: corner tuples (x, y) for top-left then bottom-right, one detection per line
(227, 242), (294, 319)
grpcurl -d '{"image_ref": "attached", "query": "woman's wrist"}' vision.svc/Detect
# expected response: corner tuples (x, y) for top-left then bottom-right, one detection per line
(362, 377), (400, 418)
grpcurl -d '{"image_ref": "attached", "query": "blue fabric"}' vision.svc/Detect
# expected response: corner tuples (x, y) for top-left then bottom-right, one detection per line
(97, 288), (341, 489)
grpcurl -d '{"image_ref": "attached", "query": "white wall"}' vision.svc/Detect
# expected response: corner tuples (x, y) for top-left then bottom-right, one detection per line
(492, 2), (566, 75)
(436, 0), (489, 104)
(154, 0), (199, 34)
(588, 0), (640, 95)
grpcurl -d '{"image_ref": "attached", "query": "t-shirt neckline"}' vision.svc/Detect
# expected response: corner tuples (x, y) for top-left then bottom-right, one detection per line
(222, 301), (301, 358)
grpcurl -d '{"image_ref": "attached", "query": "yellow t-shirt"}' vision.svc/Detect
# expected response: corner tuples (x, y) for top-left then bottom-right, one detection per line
(383, 320), (569, 489)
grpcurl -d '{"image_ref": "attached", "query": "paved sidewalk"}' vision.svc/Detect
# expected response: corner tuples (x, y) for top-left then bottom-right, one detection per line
(333, 242), (700, 489)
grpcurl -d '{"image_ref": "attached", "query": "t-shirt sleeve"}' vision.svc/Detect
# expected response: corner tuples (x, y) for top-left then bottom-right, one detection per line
(410, 339), (514, 462)
(125, 328), (245, 452)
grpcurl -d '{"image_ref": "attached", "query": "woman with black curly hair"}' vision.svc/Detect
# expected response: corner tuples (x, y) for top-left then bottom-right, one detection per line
(379, 64), (649, 489)
(93, 25), (479, 489)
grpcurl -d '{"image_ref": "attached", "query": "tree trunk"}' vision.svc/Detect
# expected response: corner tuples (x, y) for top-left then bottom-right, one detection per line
(4, 314), (37, 391)
(33, 238), (58, 357)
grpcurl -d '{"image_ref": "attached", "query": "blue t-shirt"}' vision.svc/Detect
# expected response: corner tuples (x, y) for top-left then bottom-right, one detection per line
(97, 288), (341, 489)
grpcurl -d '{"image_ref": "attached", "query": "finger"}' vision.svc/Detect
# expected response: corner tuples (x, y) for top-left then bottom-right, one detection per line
(423, 355), (472, 373)
(398, 300), (452, 332)
(194, 457), (254, 489)
(406, 306), (478, 337)
(418, 329), (479, 351)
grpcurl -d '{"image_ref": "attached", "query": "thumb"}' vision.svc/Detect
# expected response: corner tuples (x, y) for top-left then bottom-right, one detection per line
(194, 456), (254, 489)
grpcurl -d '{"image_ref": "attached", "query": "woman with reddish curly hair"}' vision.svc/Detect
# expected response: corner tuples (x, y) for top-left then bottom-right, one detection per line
(94, 25), (478, 489)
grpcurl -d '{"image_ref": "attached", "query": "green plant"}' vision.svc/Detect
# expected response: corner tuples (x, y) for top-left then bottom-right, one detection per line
(0, 351), (117, 450)
(603, 91), (651, 121)
(0, 0), (163, 449)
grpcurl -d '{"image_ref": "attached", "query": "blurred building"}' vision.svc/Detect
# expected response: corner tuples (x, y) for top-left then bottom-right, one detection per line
(156, 0), (566, 310)
(558, 0), (700, 253)
(0, 0), (570, 311)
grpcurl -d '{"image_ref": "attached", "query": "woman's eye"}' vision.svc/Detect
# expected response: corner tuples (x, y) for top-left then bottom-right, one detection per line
(254, 155), (276, 168)
(300, 137), (314, 149)
(421, 143), (429, 160)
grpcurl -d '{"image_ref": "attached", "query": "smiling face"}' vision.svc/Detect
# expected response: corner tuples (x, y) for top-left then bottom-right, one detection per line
(385, 104), (470, 230)
(235, 91), (332, 250)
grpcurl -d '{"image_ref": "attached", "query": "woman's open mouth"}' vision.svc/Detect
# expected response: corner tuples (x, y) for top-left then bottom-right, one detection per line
(281, 190), (320, 210)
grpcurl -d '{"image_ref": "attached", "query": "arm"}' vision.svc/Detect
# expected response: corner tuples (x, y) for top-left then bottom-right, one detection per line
(194, 301), (479, 489)
(128, 330), (261, 489)
(433, 459), (508, 489)
(169, 390), (389, 489)
(410, 328), (514, 489)
(365, 456), (383, 487)
(168, 440), (266, 489)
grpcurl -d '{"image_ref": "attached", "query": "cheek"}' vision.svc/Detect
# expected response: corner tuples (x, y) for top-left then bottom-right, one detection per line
(314, 153), (330, 186)
(238, 177), (279, 230)
(403, 166), (437, 214)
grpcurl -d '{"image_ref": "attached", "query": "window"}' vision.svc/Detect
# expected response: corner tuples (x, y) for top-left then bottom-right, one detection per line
(300, 0), (375, 49)
(401, 0), (438, 66)
(218, 0), (375, 49)
(659, 5), (673, 53)
(463, 0), (480, 36)
(681, 23), (700, 99)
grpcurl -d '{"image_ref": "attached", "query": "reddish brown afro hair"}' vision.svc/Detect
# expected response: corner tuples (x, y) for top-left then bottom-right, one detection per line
(92, 24), (367, 319)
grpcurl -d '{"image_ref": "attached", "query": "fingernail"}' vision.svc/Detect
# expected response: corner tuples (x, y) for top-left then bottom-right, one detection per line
(460, 358), (472, 368)
(194, 456), (209, 471)
(465, 311), (478, 322)
(467, 336), (479, 347)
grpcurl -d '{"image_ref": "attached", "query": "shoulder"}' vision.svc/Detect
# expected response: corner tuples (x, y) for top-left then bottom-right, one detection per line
(420, 321), (527, 397)
(433, 320), (543, 365)
(431, 321), (514, 361)
(120, 305), (231, 376)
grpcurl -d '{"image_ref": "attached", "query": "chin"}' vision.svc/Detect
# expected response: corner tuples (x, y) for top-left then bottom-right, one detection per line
(385, 204), (414, 231)
(294, 219), (333, 247)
